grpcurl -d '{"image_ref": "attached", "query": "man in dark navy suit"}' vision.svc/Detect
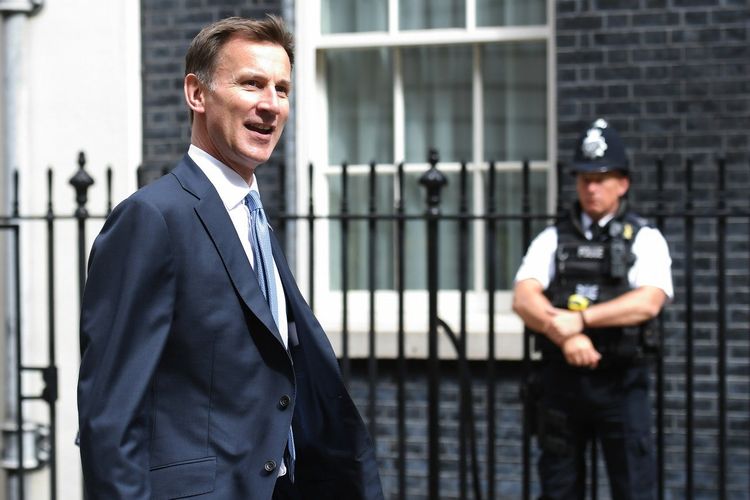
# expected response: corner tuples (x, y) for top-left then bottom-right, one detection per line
(77, 16), (383, 500)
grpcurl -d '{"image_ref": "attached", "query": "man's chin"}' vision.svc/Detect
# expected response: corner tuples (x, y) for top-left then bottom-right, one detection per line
(249, 156), (272, 167)
(243, 147), (275, 166)
(584, 207), (604, 220)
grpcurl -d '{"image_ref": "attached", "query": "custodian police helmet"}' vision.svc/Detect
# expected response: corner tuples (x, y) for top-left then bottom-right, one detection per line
(570, 118), (629, 175)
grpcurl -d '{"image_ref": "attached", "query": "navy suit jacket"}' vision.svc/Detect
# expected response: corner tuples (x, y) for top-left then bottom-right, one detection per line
(77, 156), (384, 499)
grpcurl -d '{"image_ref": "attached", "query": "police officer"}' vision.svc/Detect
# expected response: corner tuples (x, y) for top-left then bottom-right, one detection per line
(512, 119), (673, 500)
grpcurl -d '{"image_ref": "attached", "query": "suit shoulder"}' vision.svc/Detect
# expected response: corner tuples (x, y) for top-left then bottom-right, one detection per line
(113, 172), (188, 215)
(132, 172), (182, 202)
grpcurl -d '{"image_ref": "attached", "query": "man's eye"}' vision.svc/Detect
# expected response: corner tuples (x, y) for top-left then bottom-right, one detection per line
(276, 86), (289, 96)
(243, 80), (260, 88)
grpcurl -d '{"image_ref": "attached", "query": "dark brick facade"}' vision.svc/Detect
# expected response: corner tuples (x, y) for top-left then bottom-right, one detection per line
(556, 0), (749, 182)
(349, 361), (540, 499)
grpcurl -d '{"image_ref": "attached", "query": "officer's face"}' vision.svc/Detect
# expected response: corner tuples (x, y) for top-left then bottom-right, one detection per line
(576, 171), (629, 221)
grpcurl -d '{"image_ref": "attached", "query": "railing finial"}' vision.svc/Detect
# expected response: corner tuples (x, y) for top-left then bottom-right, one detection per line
(419, 148), (448, 215)
(69, 150), (94, 218)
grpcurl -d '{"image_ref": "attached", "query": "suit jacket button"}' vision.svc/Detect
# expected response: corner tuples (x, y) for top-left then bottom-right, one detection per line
(279, 395), (291, 409)
(264, 460), (277, 473)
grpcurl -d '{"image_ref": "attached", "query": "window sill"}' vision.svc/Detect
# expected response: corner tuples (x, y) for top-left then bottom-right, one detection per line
(321, 312), (527, 360)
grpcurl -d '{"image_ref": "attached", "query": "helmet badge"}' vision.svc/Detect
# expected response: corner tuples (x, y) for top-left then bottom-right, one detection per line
(581, 127), (608, 160)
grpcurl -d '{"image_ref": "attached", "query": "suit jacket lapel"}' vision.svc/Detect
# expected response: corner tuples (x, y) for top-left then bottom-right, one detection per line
(172, 155), (283, 346)
(270, 231), (343, 371)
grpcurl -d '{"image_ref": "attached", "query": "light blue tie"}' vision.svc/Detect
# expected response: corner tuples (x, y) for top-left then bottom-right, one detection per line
(245, 191), (279, 326)
(244, 190), (296, 480)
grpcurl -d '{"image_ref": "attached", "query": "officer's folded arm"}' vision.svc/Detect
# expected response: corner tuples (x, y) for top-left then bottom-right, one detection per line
(513, 280), (667, 370)
(512, 279), (580, 347)
(580, 285), (667, 329)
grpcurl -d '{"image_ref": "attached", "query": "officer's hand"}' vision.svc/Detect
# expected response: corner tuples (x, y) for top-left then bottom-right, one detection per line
(545, 309), (584, 345)
(561, 334), (601, 369)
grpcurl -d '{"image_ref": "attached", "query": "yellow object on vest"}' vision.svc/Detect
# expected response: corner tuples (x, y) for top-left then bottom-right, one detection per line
(567, 294), (590, 311)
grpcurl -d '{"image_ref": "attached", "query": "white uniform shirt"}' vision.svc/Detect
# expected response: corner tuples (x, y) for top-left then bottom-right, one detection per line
(188, 145), (289, 347)
(514, 210), (674, 299)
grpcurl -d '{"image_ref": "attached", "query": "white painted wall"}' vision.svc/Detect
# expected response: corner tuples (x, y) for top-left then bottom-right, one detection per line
(4, 1), (141, 498)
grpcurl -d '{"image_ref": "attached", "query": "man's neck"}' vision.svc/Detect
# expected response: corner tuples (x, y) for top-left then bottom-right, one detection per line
(583, 210), (617, 229)
(188, 144), (257, 189)
(189, 142), (256, 187)
(190, 125), (256, 184)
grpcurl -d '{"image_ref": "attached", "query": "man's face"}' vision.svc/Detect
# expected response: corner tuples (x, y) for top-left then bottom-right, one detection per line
(198, 38), (291, 179)
(575, 171), (630, 221)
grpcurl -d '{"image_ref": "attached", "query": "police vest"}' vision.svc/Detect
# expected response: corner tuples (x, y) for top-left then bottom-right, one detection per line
(536, 202), (658, 365)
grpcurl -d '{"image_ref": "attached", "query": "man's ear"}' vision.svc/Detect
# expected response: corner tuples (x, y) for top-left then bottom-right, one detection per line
(184, 73), (206, 115)
(617, 175), (630, 197)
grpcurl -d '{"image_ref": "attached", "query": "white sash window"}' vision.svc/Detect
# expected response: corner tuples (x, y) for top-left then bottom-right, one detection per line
(294, 0), (556, 359)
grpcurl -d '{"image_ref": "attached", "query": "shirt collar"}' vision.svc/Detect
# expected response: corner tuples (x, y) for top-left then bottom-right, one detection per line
(188, 144), (258, 210)
(581, 211), (615, 232)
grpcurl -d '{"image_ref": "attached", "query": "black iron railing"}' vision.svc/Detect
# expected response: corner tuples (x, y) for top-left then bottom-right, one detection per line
(276, 153), (750, 499)
(0, 152), (111, 500)
(1, 150), (748, 499)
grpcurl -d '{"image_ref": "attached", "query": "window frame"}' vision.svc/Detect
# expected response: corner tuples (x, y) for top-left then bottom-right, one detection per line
(293, 0), (557, 359)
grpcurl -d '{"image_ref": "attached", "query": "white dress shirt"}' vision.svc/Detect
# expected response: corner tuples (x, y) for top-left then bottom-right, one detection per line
(514, 210), (674, 299)
(188, 145), (289, 347)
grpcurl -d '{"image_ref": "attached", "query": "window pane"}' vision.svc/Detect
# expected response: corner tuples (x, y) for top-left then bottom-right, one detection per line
(326, 49), (393, 165)
(328, 173), (395, 290)
(400, 0), (465, 30)
(487, 169), (548, 290)
(483, 42), (547, 162)
(476, 0), (546, 27)
(322, 0), (388, 33)
(403, 46), (472, 163)
(402, 172), (475, 290)
(328, 170), (477, 291)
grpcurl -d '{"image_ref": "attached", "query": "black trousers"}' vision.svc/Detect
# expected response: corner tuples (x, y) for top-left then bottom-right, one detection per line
(537, 361), (656, 500)
(272, 473), (301, 500)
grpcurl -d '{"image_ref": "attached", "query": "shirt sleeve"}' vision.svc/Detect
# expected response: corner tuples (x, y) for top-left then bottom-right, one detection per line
(629, 225), (674, 299)
(514, 226), (558, 290)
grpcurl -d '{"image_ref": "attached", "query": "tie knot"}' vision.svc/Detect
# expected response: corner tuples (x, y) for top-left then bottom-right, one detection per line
(245, 190), (264, 212)
(590, 223), (604, 240)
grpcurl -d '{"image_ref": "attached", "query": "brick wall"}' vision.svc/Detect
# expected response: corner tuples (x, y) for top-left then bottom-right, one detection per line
(140, 0), (287, 220)
(556, 0), (749, 189)
(349, 361), (540, 500)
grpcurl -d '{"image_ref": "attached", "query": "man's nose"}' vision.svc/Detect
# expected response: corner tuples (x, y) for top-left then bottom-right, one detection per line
(257, 86), (280, 114)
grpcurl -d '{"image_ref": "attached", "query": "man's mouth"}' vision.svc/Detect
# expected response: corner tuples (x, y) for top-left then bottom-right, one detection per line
(245, 123), (274, 135)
